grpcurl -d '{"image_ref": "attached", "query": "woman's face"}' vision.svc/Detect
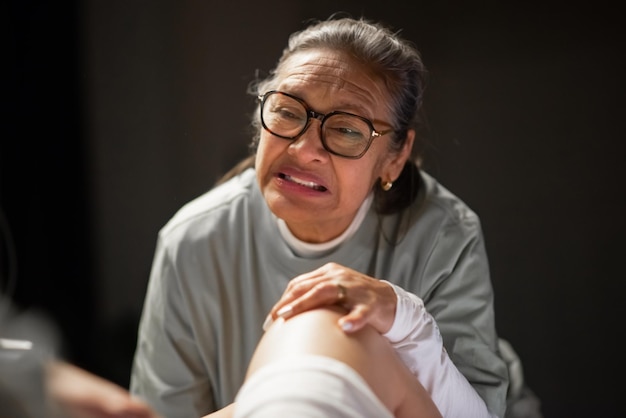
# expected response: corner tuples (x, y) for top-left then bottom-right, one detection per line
(255, 49), (411, 243)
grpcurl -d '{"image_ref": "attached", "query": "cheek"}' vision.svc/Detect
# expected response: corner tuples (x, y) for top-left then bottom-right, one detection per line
(364, 152), (388, 182)
(338, 160), (380, 195)
(369, 144), (396, 179)
(255, 135), (276, 175)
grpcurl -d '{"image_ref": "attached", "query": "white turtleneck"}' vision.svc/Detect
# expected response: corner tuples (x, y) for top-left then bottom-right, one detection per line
(276, 193), (374, 258)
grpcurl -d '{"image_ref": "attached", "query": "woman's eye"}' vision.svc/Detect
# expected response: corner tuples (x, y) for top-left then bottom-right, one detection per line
(274, 107), (303, 121)
(338, 127), (364, 138)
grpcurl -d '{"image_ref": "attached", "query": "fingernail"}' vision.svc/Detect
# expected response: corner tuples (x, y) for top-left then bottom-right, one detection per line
(277, 305), (292, 318)
(340, 321), (353, 332)
(262, 315), (273, 331)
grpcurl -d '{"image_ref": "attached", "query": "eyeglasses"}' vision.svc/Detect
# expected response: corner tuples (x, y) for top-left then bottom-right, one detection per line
(258, 90), (393, 159)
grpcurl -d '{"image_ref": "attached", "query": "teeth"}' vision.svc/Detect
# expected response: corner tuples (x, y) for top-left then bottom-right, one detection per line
(285, 175), (319, 189)
(283, 174), (325, 191)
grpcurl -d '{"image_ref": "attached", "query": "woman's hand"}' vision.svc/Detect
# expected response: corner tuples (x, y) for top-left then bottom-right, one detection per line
(46, 361), (161, 418)
(265, 263), (397, 334)
(201, 403), (234, 418)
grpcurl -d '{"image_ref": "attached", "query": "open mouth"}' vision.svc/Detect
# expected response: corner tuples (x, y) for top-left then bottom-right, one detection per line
(279, 173), (327, 192)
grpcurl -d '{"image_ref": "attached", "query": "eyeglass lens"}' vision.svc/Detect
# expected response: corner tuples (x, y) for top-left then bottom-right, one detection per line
(261, 92), (374, 158)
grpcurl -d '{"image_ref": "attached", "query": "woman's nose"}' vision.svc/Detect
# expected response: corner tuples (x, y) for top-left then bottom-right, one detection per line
(287, 119), (328, 161)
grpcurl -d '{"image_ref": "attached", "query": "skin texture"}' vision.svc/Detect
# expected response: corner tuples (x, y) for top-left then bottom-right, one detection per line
(267, 262), (398, 335)
(255, 48), (413, 244)
(205, 308), (442, 418)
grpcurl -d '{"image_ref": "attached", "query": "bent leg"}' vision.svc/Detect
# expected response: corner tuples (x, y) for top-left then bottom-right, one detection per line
(238, 306), (442, 418)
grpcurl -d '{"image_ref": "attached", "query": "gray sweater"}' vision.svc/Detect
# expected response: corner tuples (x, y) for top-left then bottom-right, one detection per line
(130, 168), (508, 417)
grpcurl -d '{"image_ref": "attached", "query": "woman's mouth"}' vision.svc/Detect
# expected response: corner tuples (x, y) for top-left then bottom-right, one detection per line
(278, 173), (327, 192)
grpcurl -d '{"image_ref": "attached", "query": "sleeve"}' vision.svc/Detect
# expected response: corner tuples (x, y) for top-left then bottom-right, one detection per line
(403, 213), (509, 417)
(130, 235), (214, 418)
(394, 207), (509, 417)
(383, 282), (497, 418)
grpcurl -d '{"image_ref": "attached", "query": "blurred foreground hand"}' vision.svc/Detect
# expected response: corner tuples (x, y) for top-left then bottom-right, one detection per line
(46, 361), (160, 418)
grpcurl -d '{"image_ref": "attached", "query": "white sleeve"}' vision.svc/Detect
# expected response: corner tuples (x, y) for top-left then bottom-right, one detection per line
(382, 281), (498, 418)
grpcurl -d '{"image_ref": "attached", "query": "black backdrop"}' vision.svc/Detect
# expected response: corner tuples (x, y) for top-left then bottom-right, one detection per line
(3, 1), (625, 417)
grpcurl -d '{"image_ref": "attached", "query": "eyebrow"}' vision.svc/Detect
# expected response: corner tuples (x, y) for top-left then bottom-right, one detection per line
(285, 90), (374, 119)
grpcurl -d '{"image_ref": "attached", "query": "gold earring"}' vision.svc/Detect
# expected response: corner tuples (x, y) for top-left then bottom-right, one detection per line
(381, 180), (393, 191)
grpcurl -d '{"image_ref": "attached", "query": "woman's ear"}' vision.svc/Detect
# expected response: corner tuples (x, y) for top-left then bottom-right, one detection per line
(384, 130), (415, 182)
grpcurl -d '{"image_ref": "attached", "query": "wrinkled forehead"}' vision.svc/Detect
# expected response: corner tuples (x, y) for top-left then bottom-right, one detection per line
(276, 48), (380, 84)
(273, 49), (393, 119)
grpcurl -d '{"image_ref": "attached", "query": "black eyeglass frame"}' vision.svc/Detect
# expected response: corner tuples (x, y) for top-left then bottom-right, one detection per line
(258, 90), (393, 159)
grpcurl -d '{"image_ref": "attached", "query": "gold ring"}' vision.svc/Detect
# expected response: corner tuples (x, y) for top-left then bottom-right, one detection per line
(337, 284), (347, 302)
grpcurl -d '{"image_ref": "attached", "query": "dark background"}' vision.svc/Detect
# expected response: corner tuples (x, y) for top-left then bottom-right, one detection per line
(2, 1), (625, 417)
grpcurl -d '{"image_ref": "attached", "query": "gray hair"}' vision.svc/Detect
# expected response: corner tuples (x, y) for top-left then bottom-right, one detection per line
(236, 16), (428, 214)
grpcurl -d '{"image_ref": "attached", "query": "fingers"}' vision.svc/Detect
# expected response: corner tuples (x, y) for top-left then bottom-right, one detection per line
(336, 283), (347, 303)
(276, 280), (343, 319)
(267, 264), (337, 318)
(264, 263), (397, 335)
(337, 304), (369, 332)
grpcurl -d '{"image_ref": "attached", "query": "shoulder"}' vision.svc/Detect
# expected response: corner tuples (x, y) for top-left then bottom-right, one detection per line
(416, 170), (481, 230)
(388, 170), (484, 256)
(159, 168), (258, 241)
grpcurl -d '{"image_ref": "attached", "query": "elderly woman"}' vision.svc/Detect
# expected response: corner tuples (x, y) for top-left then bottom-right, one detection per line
(130, 16), (509, 417)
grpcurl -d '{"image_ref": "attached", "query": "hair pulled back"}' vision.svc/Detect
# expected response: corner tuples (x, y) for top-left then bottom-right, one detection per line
(233, 16), (428, 214)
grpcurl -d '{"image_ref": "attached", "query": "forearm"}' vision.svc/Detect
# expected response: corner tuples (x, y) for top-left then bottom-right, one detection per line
(202, 403), (235, 418)
(383, 282), (495, 417)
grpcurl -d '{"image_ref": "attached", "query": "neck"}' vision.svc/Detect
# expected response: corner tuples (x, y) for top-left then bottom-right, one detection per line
(277, 193), (373, 256)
